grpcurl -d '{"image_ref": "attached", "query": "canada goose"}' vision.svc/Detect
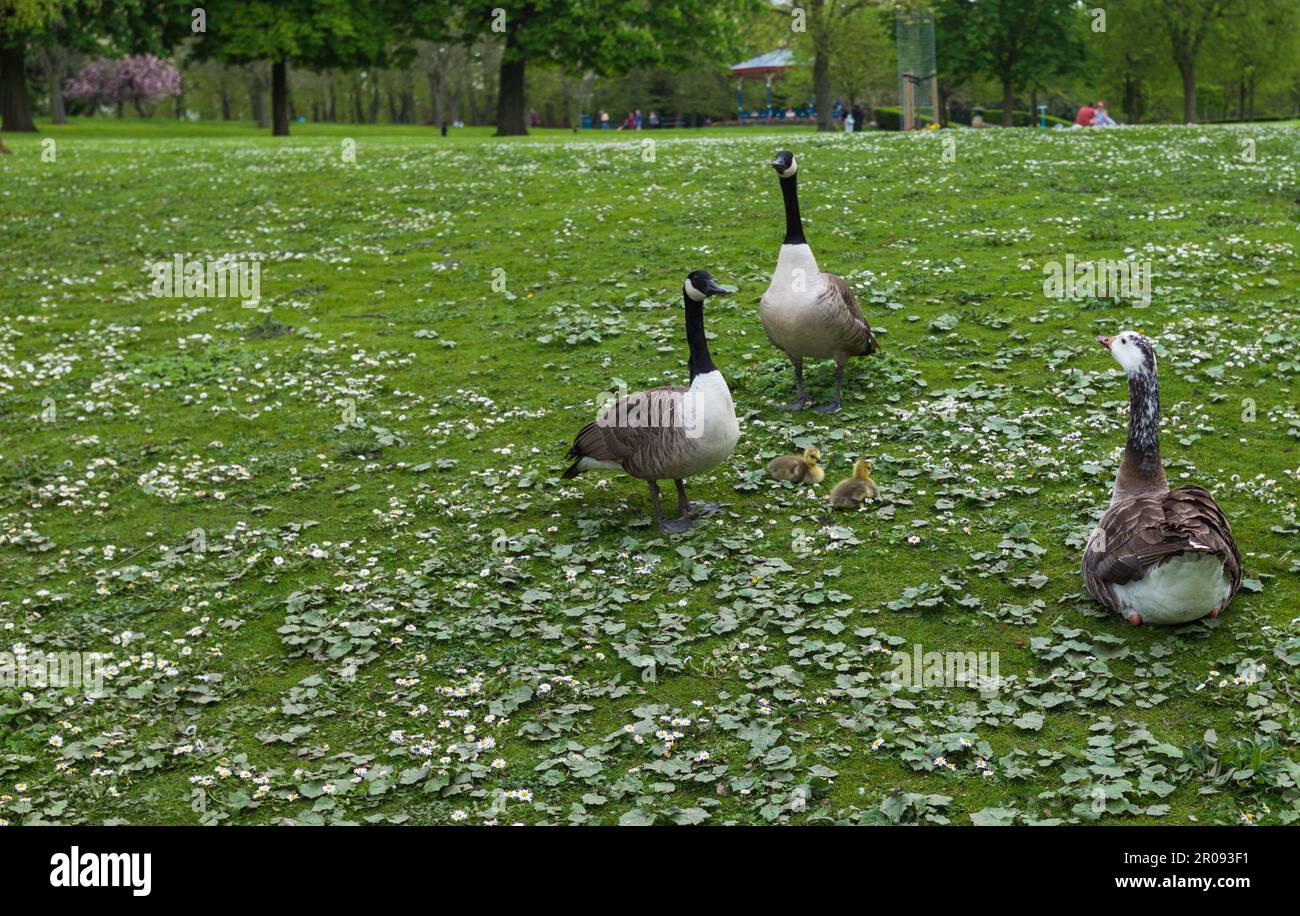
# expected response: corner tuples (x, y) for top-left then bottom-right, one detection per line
(830, 459), (879, 509)
(1082, 331), (1242, 625)
(761, 150), (878, 413)
(562, 270), (740, 533)
(767, 446), (824, 484)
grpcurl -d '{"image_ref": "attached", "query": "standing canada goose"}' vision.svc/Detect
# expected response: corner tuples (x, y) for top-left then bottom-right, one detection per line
(1082, 331), (1242, 625)
(767, 446), (824, 484)
(562, 270), (739, 533)
(830, 459), (879, 509)
(761, 150), (878, 413)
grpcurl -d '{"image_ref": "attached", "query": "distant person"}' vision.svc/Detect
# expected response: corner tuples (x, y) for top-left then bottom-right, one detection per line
(599, 109), (610, 129)
(1074, 101), (1097, 127)
(785, 106), (795, 119)
(634, 108), (642, 130)
(1093, 100), (1116, 126)
(529, 108), (541, 127)
(970, 108), (987, 128)
(844, 111), (855, 132)
(648, 110), (659, 128)
(618, 111), (635, 131)
(851, 104), (865, 132)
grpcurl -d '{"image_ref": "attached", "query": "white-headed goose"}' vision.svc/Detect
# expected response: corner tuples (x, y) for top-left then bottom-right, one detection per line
(1083, 331), (1242, 625)
(562, 270), (740, 532)
(760, 150), (878, 413)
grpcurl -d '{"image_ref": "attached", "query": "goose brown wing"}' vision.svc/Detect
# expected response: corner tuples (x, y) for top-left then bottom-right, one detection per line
(566, 386), (688, 478)
(1083, 486), (1240, 612)
(818, 274), (878, 355)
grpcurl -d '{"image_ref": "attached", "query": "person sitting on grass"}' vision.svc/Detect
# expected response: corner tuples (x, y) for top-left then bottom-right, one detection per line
(1093, 100), (1116, 126)
(1074, 101), (1097, 127)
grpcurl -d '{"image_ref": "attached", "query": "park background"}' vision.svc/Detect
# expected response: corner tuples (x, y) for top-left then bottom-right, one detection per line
(1, 1), (1299, 138)
(1, 2), (1298, 829)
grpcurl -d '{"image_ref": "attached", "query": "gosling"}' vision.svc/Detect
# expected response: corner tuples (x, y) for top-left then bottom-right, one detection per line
(830, 459), (879, 509)
(767, 446), (824, 484)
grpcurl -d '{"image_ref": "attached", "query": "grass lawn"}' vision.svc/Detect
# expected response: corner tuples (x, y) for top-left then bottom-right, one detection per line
(1, 118), (1298, 826)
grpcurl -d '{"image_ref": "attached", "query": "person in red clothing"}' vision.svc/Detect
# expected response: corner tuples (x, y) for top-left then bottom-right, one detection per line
(1074, 102), (1097, 127)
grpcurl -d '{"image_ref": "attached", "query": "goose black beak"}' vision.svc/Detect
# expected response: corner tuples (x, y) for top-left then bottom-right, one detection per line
(1097, 336), (1114, 350)
(699, 278), (729, 296)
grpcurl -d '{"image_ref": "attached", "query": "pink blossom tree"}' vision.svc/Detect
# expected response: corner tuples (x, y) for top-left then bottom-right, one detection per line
(64, 55), (182, 117)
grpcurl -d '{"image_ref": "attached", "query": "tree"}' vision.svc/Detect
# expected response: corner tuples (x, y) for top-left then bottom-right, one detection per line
(65, 54), (181, 116)
(935, 0), (1086, 127)
(775, 0), (884, 132)
(826, 4), (894, 124)
(192, 0), (408, 135)
(0, 0), (60, 130)
(455, 1), (750, 137)
(1212, 0), (1297, 121)
(1150, 0), (1238, 123)
(2, 0), (191, 131)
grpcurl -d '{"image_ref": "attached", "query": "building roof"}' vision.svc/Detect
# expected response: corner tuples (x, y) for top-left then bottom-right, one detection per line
(730, 49), (796, 77)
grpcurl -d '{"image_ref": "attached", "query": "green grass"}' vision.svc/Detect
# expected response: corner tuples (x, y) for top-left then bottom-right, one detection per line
(1, 118), (1298, 826)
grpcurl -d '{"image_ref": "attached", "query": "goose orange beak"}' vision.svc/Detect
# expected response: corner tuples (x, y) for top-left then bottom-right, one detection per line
(1097, 336), (1114, 350)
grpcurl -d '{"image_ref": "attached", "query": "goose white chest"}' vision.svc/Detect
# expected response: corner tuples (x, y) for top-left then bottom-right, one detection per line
(760, 244), (840, 358)
(677, 370), (739, 477)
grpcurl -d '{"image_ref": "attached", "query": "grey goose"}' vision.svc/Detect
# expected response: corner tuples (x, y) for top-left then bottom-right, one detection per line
(760, 150), (878, 413)
(1082, 331), (1242, 625)
(562, 270), (740, 533)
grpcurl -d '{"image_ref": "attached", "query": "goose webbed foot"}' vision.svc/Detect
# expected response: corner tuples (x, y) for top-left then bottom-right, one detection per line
(690, 501), (722, 517)
(784, 395), (813, 411)
(812, 399), (841, 414)
(660, 515), (697, 533)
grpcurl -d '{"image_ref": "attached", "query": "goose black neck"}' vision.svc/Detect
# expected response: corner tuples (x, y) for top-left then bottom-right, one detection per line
(684, 292), (715, 381)
(779, 173), (806, 246)
(1122, 365), (1164, 481)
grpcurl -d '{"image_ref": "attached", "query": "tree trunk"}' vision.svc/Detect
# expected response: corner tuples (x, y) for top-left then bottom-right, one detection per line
(1001, 79), (1014, 127)
(0, 47), (37, 132)
(220, 71), (232, 120)
(41, 48), (67, 125)
(271, 59), (289, 136)
(250, 65), (269, 128)
(494, 30), (527, 136)
(1179, 62), (1196, 124)
(812, 45), (832, 132)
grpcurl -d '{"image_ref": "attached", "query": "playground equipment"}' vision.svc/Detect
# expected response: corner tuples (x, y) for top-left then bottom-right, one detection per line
(896, 8), (939, 129)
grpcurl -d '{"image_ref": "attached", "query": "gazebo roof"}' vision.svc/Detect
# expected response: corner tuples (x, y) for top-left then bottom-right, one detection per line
(729, 49), (796, 77)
